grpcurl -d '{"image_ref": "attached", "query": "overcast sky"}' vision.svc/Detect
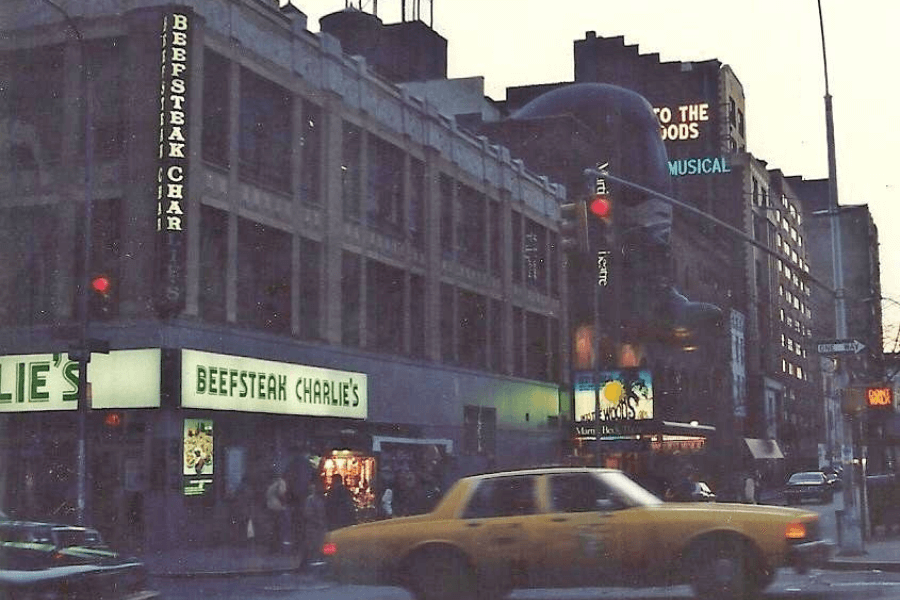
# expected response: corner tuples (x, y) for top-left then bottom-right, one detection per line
(299, 0), (900, 350)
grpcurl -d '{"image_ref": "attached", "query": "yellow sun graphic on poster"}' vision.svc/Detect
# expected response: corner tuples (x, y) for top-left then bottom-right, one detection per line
(602, 380), (624, 405)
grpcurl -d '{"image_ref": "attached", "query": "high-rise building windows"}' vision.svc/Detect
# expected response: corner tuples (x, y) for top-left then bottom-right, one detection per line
(239, 68), (292, 192)
(199, 205), (228, 323)
(202, 50), (230, 168)
(342, 121), (363, 220)
(342, 252), (361, 347)
(300, 100), (322, 205)
(367, 136), (405, 236)
(237, 219), (291, 333)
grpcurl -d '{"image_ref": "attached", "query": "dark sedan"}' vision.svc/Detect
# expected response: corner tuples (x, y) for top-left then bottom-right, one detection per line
(784, 471), (834, 505)
(0, 515), (158, 599)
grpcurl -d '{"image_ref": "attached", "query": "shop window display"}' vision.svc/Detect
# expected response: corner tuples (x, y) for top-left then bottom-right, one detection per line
(320, 451), (377, 521)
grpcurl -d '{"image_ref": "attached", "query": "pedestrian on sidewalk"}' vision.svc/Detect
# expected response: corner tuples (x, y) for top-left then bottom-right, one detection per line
(303, 475), (327, 567)
(744, 472), (758, 504)
(325, 474), (356, 530)
(266, 471), (291, 553)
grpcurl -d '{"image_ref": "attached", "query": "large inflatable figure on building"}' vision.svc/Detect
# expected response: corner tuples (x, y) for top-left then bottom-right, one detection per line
(512, 83), (722, 356)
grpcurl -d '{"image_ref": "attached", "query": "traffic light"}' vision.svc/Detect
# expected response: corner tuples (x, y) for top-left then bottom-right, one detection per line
(584, 168), (614, 254)
(588, 193), (612, 223)
(89, 274), (114, 318)
(559, 200), (588, 254)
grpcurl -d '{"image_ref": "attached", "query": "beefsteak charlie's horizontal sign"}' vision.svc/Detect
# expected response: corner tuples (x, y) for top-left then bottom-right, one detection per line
(0, 349), (161, 411)
(181, 350), (367, 419)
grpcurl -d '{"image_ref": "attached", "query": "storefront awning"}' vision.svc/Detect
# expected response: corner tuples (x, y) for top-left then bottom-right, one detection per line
(745, 438), (784, 459)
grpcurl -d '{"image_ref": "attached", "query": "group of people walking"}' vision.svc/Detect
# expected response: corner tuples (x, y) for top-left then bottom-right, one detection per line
(237, 456), (360, 568)
(261, 471), (357, 565)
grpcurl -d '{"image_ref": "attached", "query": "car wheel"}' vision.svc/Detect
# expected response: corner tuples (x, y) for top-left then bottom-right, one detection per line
(690, 537), (761, 600)
(407, 549), (477, 600)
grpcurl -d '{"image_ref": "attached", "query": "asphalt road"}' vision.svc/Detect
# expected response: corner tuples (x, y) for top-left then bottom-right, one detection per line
(151, 569), (900, 600)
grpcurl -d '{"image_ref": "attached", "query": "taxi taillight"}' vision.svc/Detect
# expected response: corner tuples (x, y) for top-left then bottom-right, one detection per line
(322, 542), (337, 556)
(785, 522), (807, 540)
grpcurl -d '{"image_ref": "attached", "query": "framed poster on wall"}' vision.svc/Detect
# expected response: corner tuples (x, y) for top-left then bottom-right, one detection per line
(183, 418), (214, 496)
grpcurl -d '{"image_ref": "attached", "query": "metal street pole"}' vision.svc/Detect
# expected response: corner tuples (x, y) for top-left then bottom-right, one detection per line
(818, 0), (863, 555)
(43, 0), (94, 526)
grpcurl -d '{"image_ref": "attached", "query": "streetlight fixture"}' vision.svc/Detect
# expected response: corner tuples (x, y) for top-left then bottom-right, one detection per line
(817, 0), (863, 554)
(41, 0), (95, 526)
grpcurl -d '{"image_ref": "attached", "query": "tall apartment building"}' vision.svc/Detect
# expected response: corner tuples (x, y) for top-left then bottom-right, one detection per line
(568, 33), (821, 475)
(791, 177), (884, 469)
(0, 0), (566, 550)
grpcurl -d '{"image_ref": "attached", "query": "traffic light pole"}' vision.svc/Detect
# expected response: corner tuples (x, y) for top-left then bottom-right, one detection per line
(817, 0), (863, 555)
(43, 0), (95, 526)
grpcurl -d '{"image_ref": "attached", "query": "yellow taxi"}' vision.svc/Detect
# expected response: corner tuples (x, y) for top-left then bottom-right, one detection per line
(324, 467), (831, 600)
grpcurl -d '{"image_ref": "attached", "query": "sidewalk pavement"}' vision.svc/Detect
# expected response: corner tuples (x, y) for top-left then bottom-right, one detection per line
(142, 543), (306, 578)
(827, 534), (900, 572)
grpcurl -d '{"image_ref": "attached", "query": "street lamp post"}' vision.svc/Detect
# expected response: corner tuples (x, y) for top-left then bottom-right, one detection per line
(42, 0), (94, 526)
(817, 0), (863, 554)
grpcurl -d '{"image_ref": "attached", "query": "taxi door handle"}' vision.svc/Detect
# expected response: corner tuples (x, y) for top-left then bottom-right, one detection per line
(551, 517), (568, 522)
(466, 522), (482, 528)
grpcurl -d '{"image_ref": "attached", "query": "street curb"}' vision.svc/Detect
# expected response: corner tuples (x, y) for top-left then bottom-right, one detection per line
(825, 560), (900, 573)
(150, 566), (307, 579)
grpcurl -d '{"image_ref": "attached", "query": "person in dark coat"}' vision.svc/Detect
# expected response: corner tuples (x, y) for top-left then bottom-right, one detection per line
(324, 474), (356, 530)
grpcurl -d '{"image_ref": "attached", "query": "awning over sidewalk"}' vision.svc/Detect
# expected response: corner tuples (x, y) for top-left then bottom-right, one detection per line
(745, 438), (784, 459)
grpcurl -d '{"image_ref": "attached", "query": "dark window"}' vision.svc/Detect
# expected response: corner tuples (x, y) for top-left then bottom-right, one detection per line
(239, 68), (291, 192)
(0, 45), (64, 165)
(548, 231), (559, 297)
(300, 100), (321, 205)
(410, 274), (426, 358)
(489, 299), (504, 373)
(441, 283), (455, 363)
(512, 307), (524, 376)
(409, 158), (425, 249)
(366, 260), (404, 354)
(462, 475), (535, 519)
(342, 122), (362, 220)
(457, 185), (486, 269)
(367, 137), (404, 235)
(342, 252), (361, 346)
(199, 205), (228, 323)
(511, 213), (522, 284)
(549, 473), (614, 513)
(440, 175), (454, 257)
(298, 237), (321, 340)
(526, 312), (549, 380)
(87, 39), (125, 160)
(202, 50), (230, 167)
(237, 219), (291, 333)
(548, 317), (559, 381)
(458, 290), (487, 370)
(729, 97), (736, 126)
(489, 201), (502, 276)
(0, 206), (57, 326)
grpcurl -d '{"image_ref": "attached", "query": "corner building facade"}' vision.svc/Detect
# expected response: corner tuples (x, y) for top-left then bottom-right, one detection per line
(0, 1), (565, 551)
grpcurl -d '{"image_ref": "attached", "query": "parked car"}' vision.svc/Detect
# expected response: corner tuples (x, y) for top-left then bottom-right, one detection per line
(324, 467), (832, 600)
(0, 515), (158, 599)
(784, 471), (833, 505)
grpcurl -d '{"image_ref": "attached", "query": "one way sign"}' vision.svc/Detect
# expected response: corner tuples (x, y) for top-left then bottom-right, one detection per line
(817, 340), (866, 355)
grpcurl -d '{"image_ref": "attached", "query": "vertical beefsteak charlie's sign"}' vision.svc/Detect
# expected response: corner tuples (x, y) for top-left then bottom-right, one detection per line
(157, 11), (191, 316)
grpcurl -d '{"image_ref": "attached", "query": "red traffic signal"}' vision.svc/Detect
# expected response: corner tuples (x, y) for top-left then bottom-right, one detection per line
(91, 275), (111, 296)
(589, 194), (612, 220)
